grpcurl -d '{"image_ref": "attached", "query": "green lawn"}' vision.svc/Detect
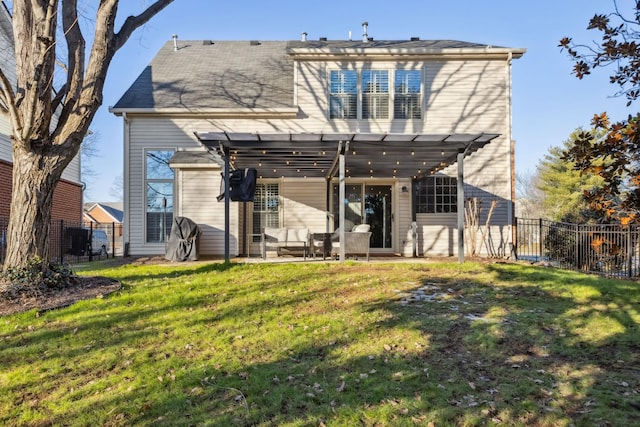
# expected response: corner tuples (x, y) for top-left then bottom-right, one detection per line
(1, 260), (639, 426)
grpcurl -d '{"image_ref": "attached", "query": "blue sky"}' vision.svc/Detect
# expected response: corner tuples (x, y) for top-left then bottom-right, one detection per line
(84, 0), (634, 202)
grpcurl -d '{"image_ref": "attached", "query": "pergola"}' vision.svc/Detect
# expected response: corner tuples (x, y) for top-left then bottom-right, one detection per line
(195, 131), (500, 262)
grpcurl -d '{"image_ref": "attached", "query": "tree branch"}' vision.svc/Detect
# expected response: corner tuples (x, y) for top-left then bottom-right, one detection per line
(0, 67), (23, 136)
(113, 0), (175, 51)
(54, 0), (174, 152)
(55, 0), (85, 134)
(13, 0), (59, 143)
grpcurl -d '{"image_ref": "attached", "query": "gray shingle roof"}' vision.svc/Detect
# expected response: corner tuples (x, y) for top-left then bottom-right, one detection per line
(113, 40), (295, 110)
(113, 39), (518, 111)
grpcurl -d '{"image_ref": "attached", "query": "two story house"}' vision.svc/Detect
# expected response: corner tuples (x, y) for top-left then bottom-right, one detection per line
(111, 29), (525, 259)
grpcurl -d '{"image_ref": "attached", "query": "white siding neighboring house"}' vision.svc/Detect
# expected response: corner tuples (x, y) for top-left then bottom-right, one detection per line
(111, 33), (525, 259)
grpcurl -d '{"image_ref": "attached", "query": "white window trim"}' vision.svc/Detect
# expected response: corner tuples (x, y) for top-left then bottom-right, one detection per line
(144, 148), (176, 244)
(328, 67), (423, 120)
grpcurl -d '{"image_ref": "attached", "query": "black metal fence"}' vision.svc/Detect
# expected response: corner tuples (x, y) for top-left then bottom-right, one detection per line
(0, 219), (124, 265)
(515, 218), (640, 277)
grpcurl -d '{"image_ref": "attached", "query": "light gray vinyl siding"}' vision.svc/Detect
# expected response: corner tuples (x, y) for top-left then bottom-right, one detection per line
(281, 179), (327, 231)
(0, 6), (15, 163)
(61, 155), (80, 183)
(424, 60), (506, 132)
(126, 117), (203, 256)
(0, 126), (10, 162)
(395, 179), (414, 257)
(417, 213), (458, 256)
(178, 168), (239, 256)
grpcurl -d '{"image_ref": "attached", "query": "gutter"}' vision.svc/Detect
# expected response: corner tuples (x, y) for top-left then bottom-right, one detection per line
(108, 107), (299, 119)
(287, 47), (527, 61)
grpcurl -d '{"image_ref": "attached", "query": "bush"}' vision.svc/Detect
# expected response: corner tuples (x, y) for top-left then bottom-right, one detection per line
(0, 257), (76, 301)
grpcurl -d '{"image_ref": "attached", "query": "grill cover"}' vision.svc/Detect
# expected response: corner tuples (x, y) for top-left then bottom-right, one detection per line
(165, 216), (201, 261)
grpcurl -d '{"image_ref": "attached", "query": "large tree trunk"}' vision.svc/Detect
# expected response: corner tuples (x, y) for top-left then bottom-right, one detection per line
(0, 0), (175, 270)
(4, 144), (67, 266)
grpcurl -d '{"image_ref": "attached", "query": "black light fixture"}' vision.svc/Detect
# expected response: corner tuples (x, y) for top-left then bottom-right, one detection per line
(401, 186), (409, 193)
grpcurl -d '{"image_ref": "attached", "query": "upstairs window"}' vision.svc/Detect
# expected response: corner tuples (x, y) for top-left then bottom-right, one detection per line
(394, 70), (422, 119)
(362, 70), (389, 119)
(329, 68), (422, 120)
(329, 70), (357, 119)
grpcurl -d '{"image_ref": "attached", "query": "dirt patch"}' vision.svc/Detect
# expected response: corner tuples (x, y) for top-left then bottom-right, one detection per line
(0, 275), (122, 317)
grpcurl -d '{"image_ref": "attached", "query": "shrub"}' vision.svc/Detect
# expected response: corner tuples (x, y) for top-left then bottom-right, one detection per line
(0, 257), (76, 301)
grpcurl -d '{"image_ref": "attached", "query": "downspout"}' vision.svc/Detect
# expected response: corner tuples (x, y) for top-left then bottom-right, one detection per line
(506, 51), (515, 257)
(122, 112), (130, 256)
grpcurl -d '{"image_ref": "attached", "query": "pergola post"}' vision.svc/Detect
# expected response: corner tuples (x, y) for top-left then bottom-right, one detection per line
(457, 149), (465, 263)
(325, 179), (331, 232)
(224, 146), (230, 263)
(339, 142), (346, 262)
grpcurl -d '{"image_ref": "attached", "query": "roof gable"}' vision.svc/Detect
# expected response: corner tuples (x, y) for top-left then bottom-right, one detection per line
(84, 203), (124, 223)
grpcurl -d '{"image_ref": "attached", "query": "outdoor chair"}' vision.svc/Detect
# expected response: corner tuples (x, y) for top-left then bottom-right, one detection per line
(331, 223), (372, 261)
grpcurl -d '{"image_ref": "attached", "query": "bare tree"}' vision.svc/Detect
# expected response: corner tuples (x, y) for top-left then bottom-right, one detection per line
(0, 0), (174, 269)
(109, 174), (123, 201)
(81, 129), (100, 185)
(515, 170), (544, 219)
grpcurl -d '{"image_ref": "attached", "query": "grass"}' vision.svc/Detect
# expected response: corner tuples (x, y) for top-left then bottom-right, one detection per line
(1, 259), (639, 426)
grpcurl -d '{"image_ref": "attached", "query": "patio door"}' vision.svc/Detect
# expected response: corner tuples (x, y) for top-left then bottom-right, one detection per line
(333, 183), (393, 250)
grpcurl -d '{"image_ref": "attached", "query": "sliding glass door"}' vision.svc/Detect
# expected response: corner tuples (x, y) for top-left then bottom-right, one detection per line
(333, 183), (393, 250)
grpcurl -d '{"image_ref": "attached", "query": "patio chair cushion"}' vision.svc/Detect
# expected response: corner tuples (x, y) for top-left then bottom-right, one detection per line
(352, 224), (371, 232)
(264, 227), (288, 245)
(261, 227), (310, 258)
(285, 228), (310, 247)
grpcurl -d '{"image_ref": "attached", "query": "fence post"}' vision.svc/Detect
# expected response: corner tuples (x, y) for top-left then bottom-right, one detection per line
(513, 217), (518, 260)
(59, 219), (64, 264)
(538, 218), (542, 261)
(575, 224), (579, 271)
(88, 222), (93, 262)
(628, 226), (633, 278)
(111, 222), (115, 259)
